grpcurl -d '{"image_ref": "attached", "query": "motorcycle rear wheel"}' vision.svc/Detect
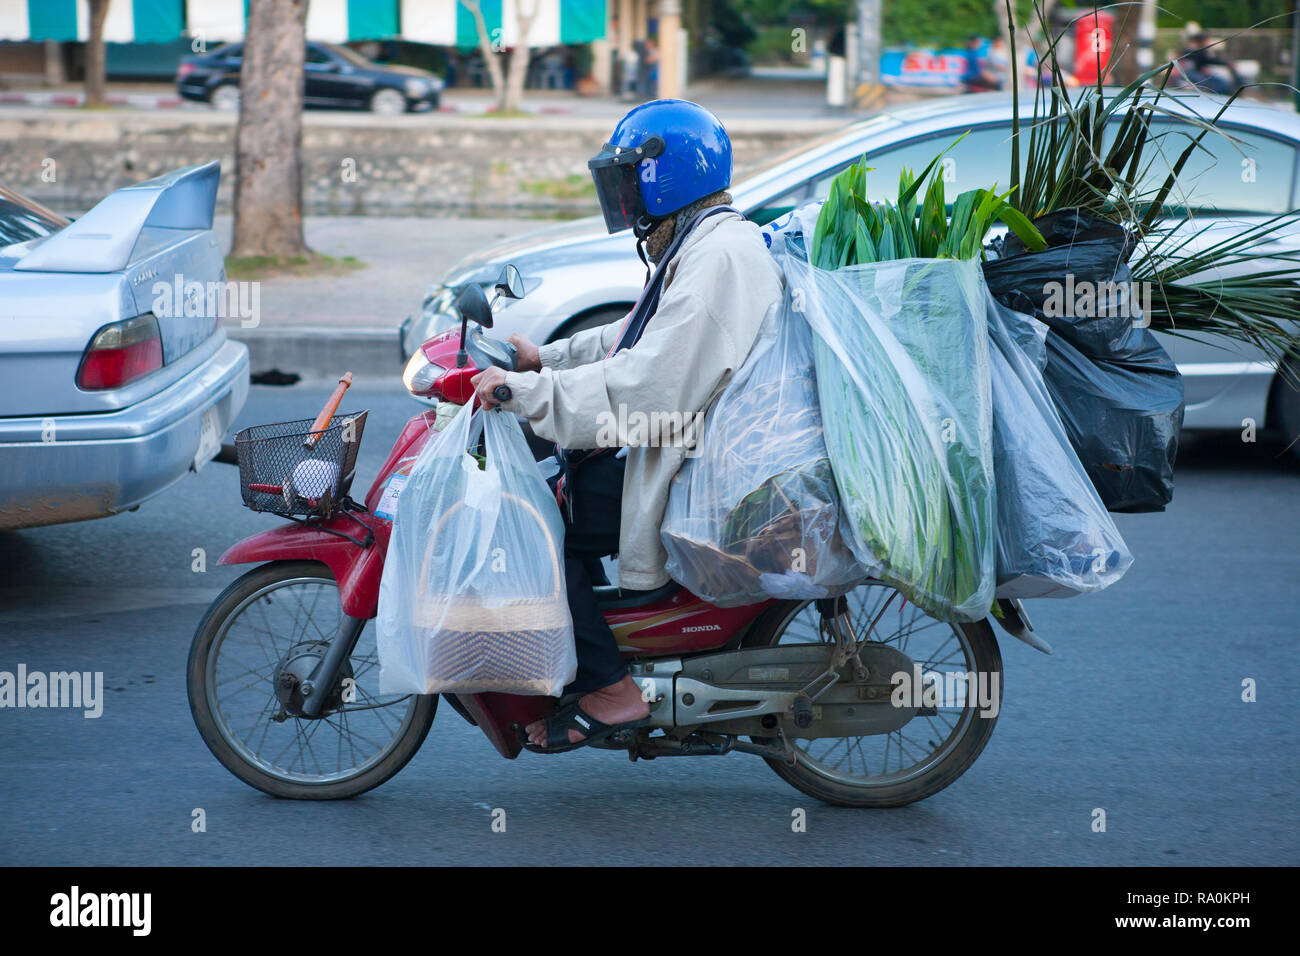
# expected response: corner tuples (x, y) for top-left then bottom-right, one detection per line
(188, 561), (436, 799)
(744, 583), (1002, 808)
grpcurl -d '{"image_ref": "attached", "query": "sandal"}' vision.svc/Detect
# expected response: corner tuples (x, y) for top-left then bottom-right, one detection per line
(516, 697), (648, 755)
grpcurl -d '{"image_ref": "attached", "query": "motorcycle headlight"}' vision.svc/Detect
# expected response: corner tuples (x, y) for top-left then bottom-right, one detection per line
(402, 348), (444, 396)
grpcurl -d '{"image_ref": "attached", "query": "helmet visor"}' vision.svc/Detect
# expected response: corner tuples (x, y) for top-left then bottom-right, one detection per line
(588, 146), (644, 234)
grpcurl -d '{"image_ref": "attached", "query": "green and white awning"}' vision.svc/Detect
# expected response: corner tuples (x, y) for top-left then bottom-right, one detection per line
(185, 0), (399, 44)
(0, 0), (185, 43)
(397, 1), (608, 47)
(0, 0), (606, 45)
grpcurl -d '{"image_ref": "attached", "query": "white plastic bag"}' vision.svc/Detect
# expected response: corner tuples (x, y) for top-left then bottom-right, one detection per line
(986, 292), (1133, 598)
(661, 295), (869, 606)
(377, 405), (576, 696)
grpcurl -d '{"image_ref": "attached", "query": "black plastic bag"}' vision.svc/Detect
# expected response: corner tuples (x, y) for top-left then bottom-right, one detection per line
(1043, 331), (1184, 512)
(983, 209), (1184, 513)
(984, 209), (1138, 355)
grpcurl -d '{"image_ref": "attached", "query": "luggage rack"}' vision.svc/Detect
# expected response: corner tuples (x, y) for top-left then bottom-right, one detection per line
(278, 497), (376, 549)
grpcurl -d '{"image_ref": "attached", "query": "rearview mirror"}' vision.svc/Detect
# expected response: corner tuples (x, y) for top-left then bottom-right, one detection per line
(455, 282), (493, 330)
(495, 263), (524, 300)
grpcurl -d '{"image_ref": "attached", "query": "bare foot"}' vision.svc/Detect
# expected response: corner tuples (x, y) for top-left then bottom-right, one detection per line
(525, 675), (649, 748)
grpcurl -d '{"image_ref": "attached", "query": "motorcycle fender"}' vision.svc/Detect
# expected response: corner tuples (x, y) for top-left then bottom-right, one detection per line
(992, 599), (1053, 655)
(218, 523), (383, 619)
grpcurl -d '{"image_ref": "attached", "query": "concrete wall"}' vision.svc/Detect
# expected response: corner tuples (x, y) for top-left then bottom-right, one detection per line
(0, 109), (838, 217)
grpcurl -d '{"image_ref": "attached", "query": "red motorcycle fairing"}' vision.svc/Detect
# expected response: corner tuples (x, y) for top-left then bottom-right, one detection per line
(363, 408), (443, 514)
(607, 590), (772, 657)
(454, 692), (553, 759)
(422, 330), (479, 405)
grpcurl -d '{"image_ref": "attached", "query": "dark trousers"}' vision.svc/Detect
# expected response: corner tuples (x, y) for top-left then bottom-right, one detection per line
(553, 454), (628, 694)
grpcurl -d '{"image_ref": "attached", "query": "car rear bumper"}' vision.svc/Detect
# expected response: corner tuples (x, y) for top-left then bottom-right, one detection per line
(176, 81), (210, 102)
(0, 339), (249, 530)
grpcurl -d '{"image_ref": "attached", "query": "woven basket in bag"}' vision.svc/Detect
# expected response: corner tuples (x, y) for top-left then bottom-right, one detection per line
(411, 489), (572, 694)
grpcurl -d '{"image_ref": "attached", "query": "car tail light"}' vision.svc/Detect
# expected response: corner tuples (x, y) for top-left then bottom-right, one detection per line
(177, 62), (195, 78)
(77, 315), (164, 390)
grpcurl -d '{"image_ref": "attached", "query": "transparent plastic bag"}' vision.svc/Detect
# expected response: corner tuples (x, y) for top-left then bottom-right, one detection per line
(986, 293), (1133, 598)
(377, 405), (576, 696)
(661, 296), (869, 606)
(791, 253), (997, 623)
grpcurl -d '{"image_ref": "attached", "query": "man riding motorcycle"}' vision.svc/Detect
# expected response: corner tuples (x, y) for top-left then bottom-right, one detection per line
(471, 99), (784, 751)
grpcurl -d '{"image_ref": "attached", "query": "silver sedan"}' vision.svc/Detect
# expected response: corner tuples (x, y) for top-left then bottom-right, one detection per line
(0, 162), (249, 530)
(401, 91), (1300, 448)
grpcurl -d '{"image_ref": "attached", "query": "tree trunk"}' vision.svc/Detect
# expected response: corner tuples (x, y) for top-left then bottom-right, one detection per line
(1110, 1), (1141, 85)
(461, 0), (507, 109)
(502, 1), (539, 112)
(84, 0), (110, 108)
(231, 0), (310, 259)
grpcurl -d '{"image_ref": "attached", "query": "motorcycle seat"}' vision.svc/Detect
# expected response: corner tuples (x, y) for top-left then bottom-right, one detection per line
(593, 581), (682, 610)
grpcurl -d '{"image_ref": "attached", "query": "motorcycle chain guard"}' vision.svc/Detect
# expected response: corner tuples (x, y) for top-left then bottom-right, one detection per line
(628, 642), (919, 741)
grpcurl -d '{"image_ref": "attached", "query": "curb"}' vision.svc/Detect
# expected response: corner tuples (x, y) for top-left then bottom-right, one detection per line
(0, 91), (184, 109)
(227, 325), (402, 380)
(0, 90), (567, 116)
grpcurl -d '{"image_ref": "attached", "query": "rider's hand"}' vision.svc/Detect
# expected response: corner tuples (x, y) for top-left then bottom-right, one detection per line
(508, 333), (541, 373)
(471, 367), (508, 410)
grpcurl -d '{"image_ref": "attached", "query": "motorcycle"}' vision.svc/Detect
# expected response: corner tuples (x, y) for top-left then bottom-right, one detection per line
(189, 264), (1048, 807)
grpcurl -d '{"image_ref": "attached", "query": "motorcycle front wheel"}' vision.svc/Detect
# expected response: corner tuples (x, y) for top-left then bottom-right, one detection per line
(744, 582), (1002, 808)
(187, 561), (436, 799)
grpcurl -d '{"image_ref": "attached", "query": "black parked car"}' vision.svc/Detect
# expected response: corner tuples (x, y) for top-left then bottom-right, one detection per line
(176, 41), (443, 113)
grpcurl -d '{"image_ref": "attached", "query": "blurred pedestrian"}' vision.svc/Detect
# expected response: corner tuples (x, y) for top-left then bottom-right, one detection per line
(1178, 30), (1240, 95)
(986, 35), (1010, 90)
(620, 39), (638, 100)
(644, 37), (660, 96)
(960, 35), (997, 93)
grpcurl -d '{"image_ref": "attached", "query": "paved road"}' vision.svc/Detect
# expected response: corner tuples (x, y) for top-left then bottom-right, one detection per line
(1, 381), (1297, 865)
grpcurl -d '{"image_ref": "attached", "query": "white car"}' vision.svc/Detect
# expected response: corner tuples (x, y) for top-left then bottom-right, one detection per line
(400, 91), (1300, 448)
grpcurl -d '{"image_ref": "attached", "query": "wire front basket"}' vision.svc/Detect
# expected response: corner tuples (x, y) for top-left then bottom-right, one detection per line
(235, 410), (368, 518)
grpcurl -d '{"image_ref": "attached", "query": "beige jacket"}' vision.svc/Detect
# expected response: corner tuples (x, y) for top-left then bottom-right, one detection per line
(501, 211), (784, 590)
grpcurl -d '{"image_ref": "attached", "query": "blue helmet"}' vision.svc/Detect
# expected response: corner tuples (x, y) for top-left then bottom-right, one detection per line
(587, 99), (733, 234)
